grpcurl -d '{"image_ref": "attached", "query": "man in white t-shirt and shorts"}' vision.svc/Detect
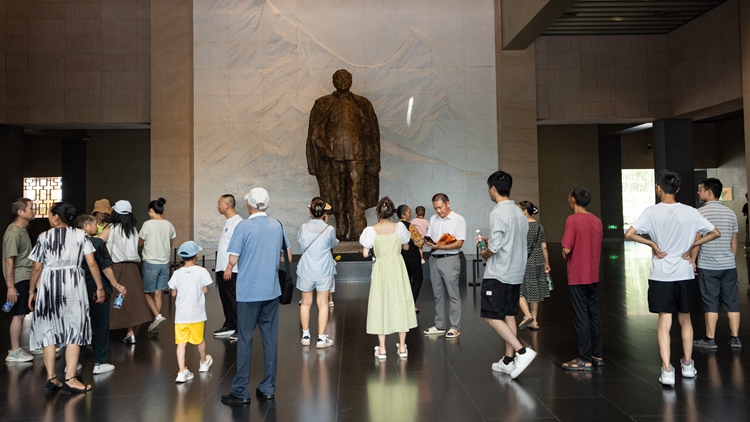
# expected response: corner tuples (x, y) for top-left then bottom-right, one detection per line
(626, 170), (720, 386)
(215, 194), (243, 337)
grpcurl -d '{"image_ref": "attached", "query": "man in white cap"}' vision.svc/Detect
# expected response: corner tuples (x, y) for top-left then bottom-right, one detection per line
(221, 188), (291, 405)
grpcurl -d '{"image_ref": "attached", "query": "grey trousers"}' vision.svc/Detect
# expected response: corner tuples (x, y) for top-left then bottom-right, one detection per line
(430, 255), (462, 330)
(231, 299), (279, 399)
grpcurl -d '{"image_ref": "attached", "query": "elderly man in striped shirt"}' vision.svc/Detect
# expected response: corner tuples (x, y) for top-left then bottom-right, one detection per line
(691, 178), (742, 349)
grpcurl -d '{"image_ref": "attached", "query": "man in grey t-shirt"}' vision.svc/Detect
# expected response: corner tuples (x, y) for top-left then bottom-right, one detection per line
(691, 178), (741, 349)
(477, 171), (535, 379)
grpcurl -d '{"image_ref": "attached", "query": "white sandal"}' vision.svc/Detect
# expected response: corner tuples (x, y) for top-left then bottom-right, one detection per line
(396, 343), (408, 358)
(374, 346), (387, 360)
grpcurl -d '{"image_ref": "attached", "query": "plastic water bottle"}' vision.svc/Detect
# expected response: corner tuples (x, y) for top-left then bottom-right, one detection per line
(2, 293), (20, 313)
(113, 293), (124, 309)
(546, 272), (554, 291)
(476, 230), (487, 251)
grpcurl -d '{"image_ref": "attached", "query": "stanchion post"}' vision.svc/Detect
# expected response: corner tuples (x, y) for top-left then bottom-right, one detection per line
(468, 244), (481, 287)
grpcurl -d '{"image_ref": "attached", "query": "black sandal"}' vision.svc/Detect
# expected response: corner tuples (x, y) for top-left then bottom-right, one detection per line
(62, 377), (92, 395)
(561, 358), (594, 372)
(45, 376), (62, 394)
(592, 357), (605, 367)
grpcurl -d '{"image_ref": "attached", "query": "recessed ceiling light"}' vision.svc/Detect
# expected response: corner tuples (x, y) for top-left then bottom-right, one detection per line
(560, 12), (578, 19)
(655, 10), (681, 18)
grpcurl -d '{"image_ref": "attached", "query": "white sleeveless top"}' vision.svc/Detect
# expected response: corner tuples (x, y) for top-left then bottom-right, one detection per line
(106, 224), (141, 263)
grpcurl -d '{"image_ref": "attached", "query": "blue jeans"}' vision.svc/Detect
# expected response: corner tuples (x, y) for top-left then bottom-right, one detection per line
(141, 262), (170, 292)
(231, 299), (279, 399)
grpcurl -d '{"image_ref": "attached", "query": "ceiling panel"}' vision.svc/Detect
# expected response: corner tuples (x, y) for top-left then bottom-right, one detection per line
(542, 0), (729, 36)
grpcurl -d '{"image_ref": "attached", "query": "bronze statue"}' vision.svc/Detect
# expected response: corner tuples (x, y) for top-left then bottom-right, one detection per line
(306, 69), (380, 241)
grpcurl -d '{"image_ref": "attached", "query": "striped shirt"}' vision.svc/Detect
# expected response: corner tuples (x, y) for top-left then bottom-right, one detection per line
(697, 201), (738, 270)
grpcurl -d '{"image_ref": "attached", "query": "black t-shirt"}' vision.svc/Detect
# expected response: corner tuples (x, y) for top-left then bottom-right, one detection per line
(81, 237), (114, 295)
(743, 203), (748, 224)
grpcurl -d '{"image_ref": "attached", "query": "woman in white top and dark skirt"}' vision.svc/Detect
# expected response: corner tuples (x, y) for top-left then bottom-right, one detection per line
(297, 197), (339, 348)
(99, 200), (152, 343)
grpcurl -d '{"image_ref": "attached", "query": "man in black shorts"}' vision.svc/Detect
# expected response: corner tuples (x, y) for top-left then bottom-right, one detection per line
(625, 170), (719, 386)
(477, 171), (535, 379)
(3, 198), (35, 362)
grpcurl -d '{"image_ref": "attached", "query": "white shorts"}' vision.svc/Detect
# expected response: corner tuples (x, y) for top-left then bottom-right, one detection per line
(296, 275), (334, 292)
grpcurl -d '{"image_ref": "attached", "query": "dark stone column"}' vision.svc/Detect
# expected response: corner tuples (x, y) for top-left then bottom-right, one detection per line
(598, 135), (624, 239)
(62, 141), (87, 213)
(0, 125), (25, 229)
(653, 119), (695, 206)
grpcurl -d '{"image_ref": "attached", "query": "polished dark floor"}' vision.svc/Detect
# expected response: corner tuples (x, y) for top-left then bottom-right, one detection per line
(2, 242), (749, 421)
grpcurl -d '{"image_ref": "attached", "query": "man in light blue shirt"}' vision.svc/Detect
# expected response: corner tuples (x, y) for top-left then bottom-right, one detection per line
(221, 188), (291, 406)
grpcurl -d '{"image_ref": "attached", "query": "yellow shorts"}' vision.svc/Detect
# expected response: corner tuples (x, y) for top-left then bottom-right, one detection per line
(174, 322), (205, 345)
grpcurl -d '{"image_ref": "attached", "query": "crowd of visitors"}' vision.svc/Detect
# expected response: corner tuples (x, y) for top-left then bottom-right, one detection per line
(2, 168), (745, 403)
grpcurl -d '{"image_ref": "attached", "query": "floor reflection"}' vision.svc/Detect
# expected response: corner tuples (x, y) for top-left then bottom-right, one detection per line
(0, 242), (748, 421)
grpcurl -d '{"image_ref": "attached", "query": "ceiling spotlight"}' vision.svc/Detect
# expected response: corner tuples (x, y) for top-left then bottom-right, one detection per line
(560, 12), (578, 19)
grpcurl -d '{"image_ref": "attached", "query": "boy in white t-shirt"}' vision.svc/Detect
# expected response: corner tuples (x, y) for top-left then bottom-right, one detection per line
(625, 170), (720, 387)
(169, 241), (214, 383)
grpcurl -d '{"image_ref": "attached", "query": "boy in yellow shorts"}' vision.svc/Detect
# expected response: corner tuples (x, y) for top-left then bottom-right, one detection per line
(169, 241), (214, 383)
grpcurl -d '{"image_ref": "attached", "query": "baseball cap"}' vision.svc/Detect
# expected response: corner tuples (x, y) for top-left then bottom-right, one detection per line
(244, 188), (270, 210)
(178, 241), (202, 258)
(112, 200), (132, 214)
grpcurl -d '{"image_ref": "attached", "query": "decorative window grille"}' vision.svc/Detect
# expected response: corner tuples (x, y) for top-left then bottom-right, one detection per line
(23, 177), (63, 218)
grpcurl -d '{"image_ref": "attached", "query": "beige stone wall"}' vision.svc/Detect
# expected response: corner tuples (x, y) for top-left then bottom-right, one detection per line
(537, 0), (742, 123)
(3, 0), (150, 125)
(536, 35), (669, 122)
(0, 0), (6, 123)
(668, 0), (742, 117)
(151, 0), (192, 245)
(495, 0), (539, 211)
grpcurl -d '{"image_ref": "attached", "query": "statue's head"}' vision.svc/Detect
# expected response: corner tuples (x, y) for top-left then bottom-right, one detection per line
(332, 69), (352, 91)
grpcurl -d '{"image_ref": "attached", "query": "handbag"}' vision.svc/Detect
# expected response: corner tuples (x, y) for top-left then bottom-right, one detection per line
(277, 222), (295, 305)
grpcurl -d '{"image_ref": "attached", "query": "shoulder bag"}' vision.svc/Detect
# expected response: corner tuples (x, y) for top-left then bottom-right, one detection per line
(278, 222), (295, 305)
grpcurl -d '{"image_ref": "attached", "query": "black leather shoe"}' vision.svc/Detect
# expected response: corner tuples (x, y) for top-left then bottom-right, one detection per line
(255, 388), (275, 400)
(221, 393), (250, 405)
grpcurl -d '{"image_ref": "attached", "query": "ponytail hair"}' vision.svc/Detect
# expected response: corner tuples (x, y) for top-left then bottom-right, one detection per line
(376, 197), (395, 219)
(148, 197), (167, 214)
(50, 202), (78, 226)
(518, 200), (538, 215)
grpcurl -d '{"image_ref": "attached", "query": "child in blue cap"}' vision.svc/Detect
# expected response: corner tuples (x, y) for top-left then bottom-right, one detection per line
(169, 241), (214, 383)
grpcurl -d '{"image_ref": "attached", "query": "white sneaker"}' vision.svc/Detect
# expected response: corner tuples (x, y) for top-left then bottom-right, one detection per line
(93, 363), (115, 374)
(301, 335), (311, 346)
(421, 259), (426, 264)
(659, 365), (676, 386)
(175, 368), (194, 383)
(680, 358), (697, 378)
(316, 336), (334, 349)
(6, 348), (33, 362)
(64, 363), (83, 372)
(148, 314), (167, 332)
(30, 347), (61, 355)
(199, 355), (213, 372)
(491, 359), (515, 375)
(510, 348), (537, 379)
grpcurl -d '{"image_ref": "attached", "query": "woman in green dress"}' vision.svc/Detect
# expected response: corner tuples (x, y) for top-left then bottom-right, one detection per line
(359, 197), (418, 359)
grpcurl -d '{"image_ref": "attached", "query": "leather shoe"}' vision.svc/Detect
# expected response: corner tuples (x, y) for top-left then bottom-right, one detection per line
(255, 388), (275, 400)
(221, 393), (250, 405)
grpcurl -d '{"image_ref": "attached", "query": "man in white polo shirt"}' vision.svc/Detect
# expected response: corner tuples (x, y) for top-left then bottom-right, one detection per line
(423, 193), (466, 338)
(214, 194), (243, 337)
(691, 178), (741, 349)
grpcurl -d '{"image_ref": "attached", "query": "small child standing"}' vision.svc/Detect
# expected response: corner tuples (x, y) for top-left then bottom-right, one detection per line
(411, 206), (429, 264)
(169, 241), (214, 383)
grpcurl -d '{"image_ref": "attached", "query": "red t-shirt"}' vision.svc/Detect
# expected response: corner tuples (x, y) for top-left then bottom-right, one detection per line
(561, 212), (603, 285)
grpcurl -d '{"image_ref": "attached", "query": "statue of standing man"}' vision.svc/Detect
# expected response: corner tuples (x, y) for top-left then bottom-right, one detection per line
(306, 69), (380, 241)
